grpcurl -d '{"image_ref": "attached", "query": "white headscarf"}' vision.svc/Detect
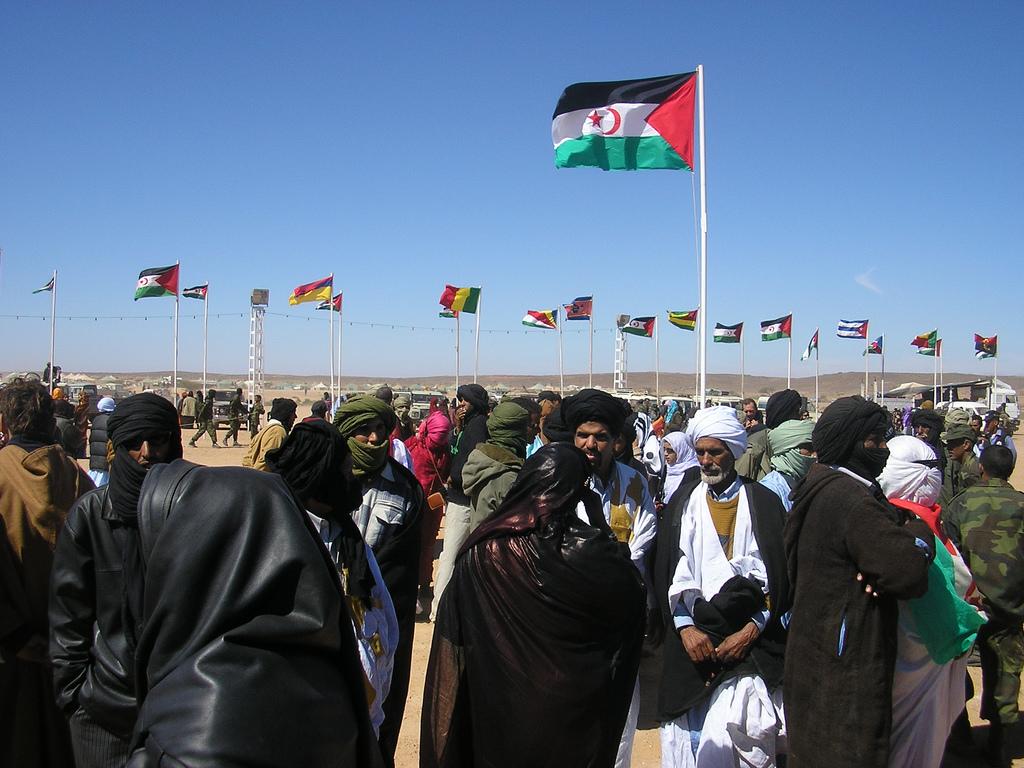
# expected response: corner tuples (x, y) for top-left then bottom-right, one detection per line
(878, 435), (942, 507)
(686, 405), (748, 459)
(663, 431), (699, 502)
(97, 397), (116, 413)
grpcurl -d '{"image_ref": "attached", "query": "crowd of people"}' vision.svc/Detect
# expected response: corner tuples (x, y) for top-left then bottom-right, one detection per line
(0, 375), (1021, 767)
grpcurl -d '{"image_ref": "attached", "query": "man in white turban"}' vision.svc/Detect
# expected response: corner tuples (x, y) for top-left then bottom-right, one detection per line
(653, 406), (790, 767)
(879, 436), (985, 768)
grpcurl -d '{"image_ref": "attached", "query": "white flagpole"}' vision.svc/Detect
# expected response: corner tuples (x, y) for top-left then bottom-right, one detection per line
(932, 333), (938, 404)
(939, 340), (944, 402)
(993, 340), (998, 409)
(588, 297), (594, 388)
(864, 324), (869, 400)
(740, 330), (745, 400)
(473, 291), (481, 384)
(455, 312), (461, 390)
(815, 336), (820, 415)
(880, 335), (886, 409)
(328, 279), (335, 407)
(655, 316), (661, 401)
(697, 63), (709, 406)
(173, 261), (179, 403)
(558, 313), (565, 395)
(202, 285), (208, 395)
(342, 296), (350, 397)
(49, 269), (57, 393)
(787, 315), (792, 389)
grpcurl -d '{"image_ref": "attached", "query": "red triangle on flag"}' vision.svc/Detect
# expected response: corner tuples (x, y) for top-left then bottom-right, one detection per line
(645, 77), (697, 170)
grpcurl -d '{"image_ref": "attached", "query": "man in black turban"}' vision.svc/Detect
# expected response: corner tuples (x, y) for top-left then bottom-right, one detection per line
(910, 408), (946, 472)
(50, 393), (182, 766)
(431, 384), (490, 620)
(783, 396), (935, 767)
(560, 388), (656, 764)
(266, 420), (400, 742)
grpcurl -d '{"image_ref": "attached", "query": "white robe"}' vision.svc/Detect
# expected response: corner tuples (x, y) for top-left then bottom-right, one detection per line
(661, 483), (784, 768)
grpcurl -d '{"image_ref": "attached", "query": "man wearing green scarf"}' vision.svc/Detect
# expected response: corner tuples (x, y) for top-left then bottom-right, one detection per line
(463, 400), (533, 530)
(332, 394), (423, 767)
(759, 418), (815, 513)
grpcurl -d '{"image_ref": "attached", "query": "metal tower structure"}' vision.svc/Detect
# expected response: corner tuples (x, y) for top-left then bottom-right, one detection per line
(613, 323), (628, 392)
(248, 289), (269, 407)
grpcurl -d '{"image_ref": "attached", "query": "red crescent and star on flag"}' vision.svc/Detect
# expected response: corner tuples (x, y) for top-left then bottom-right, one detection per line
(585, 107), (622, 135)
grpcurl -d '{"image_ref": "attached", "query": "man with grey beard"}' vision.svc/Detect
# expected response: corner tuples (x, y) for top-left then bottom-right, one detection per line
(653, 406), (790, 767)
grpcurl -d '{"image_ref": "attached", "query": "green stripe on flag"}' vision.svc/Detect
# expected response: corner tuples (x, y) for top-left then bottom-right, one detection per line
(555, 135), (690, 171)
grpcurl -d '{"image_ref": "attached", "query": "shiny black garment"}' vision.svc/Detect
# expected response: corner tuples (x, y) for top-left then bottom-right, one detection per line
(128, 461), (382, 768)
(421, 443), (645, 768)
(88, 413), (111, 472)
(50, 487), (137, 739)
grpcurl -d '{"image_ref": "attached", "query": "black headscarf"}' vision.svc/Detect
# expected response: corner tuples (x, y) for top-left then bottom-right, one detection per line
(270, 397), (298, 422)
(266, 419), (373, 603)
(561, 388), (627, 437)
(456, 384), (489, 416)
(765, 389), (802, 429)
(105, 392), (183, 657)
(812, 396), (890, 480)
(910, 409), (944, 445)
(542, 405), (573, 444)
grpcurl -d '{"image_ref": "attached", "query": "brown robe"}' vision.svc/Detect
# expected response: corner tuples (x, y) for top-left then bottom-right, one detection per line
(0, 442), (92, 768)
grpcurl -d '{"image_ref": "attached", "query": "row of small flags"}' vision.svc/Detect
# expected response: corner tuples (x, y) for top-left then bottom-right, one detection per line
(28, 271), (1002, 360)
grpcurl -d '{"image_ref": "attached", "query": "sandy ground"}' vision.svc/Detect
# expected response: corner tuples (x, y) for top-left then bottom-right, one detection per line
(178, 435), (1024, 767)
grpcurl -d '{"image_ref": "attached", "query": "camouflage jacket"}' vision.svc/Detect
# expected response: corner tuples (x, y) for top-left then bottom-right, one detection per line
(945, 478), (1024, 621)
(938, 452), (981, 508)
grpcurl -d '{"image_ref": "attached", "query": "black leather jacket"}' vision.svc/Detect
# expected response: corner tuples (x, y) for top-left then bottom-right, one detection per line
(49, 486), (137, 738)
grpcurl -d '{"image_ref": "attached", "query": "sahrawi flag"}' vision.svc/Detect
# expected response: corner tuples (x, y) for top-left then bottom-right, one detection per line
(761, 315), (793, 342)
(668, 310), (698, 331)
(439, 285), (481, 314)
(975, 334), (997, 359)
(182, 284), (208, 300)
(32, 276), (54, 294)
(316, 294), (343, 312)
(552, 72), (696, 171)
(713, 322), (742, 343)
(135, 264), (179, 300)
(801, 329), (819, 360)
(621, 316), (655, 337)
(837, 319), (869, 339)
(522, 309), (558, 330)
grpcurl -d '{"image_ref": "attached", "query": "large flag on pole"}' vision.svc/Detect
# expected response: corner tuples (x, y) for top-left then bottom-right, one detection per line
(564, 296), (593, 320)
(761, 315), (792, 342)
(32, 276), (54, 294)
(182, 284), (208, 300)
(911, 329), (938, 350)
(713, 322), (742, 343)
(316, 294), (343, 312)
(974, 334), (997, 359)
(552, 72), (697, 171)
(918, 339), (943, 357)
(289, 275), (333, 306)
(837, 319), (869, 339)
(439, 285), (481, 314)
(620, 316), (655, 337)
(522, 309), (558, 330)
(135, 265), (179, 300)
(668, 310), (698, 331)
(801, 329), (819, 360)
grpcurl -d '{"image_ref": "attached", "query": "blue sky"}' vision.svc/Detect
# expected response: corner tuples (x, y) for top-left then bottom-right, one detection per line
(2, 2), (1021, 380)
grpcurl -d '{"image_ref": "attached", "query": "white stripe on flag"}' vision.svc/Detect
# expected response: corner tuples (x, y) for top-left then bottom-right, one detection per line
(552, 103), (660, 147)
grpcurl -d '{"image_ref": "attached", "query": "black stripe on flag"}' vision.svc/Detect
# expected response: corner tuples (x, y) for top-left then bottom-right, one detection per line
(552, 72), (696, 118)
